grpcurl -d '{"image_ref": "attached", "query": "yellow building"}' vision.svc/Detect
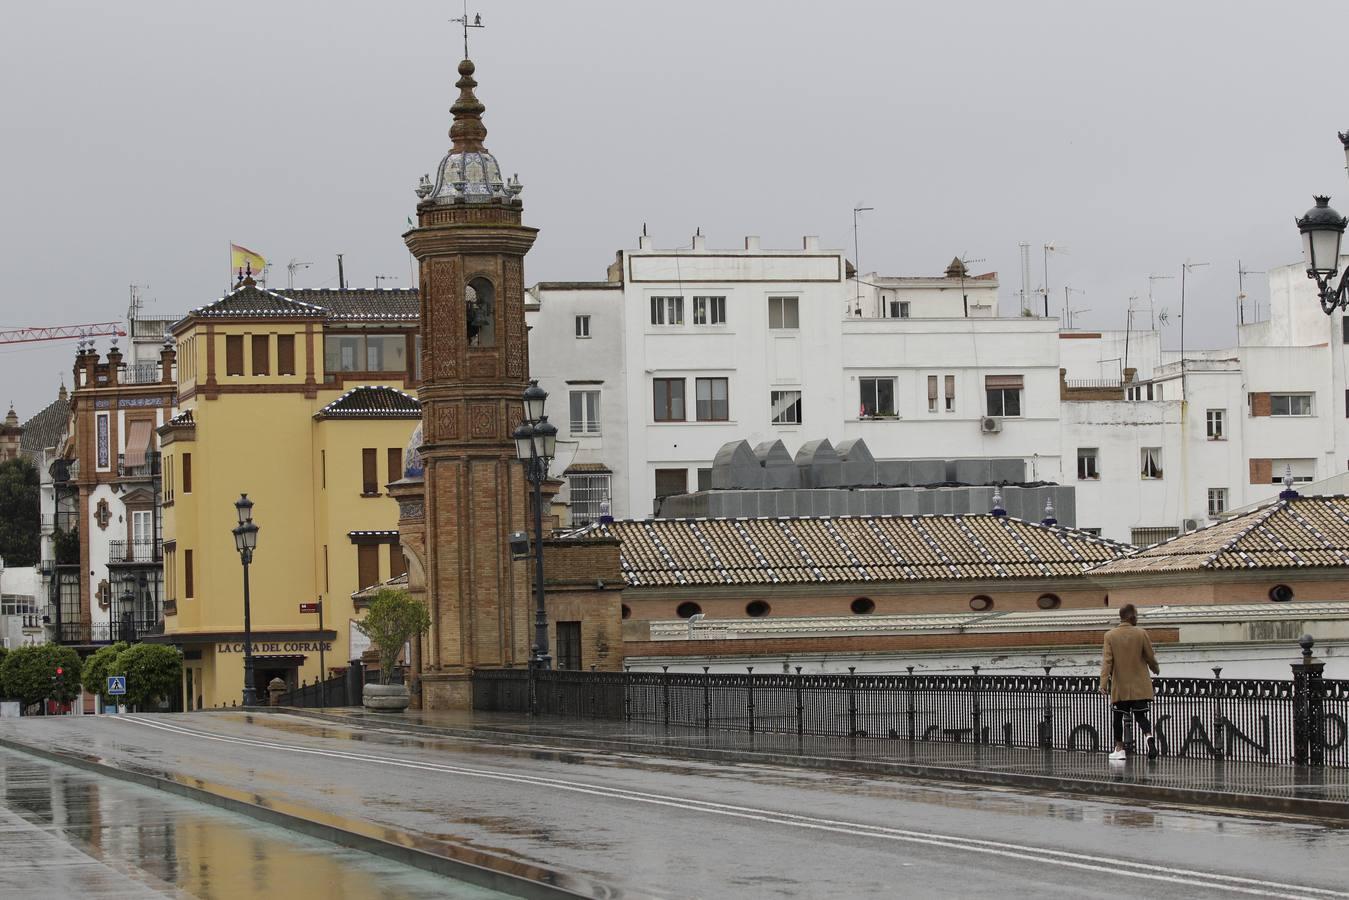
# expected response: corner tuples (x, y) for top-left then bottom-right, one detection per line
(150, 278), (422, 708)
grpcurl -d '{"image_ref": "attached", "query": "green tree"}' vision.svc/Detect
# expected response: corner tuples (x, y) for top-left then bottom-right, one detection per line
(0, 644), (82, 708)
(356, 589), (430, 685)
(53, 526), (79, 565)
(83, 641), (129, 703)
(115, 644), (182, 710)
(0, 646), (9, 698)
(0, 458), (39, 566)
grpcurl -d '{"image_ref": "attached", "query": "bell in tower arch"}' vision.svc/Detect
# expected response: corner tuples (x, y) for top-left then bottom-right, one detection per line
(466, 277), (495, 346)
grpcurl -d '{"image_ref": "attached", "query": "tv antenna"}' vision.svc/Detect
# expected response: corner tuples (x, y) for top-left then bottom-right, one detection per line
(1179, 260), (1209, 364)
(286, 259), (312, 290)
(1147, 273), (1174, 330)
(451, 2), (484, 59)
(374, 275), (399, 288)
(1237, 259), (1265, 326)
(852, 205), (874, 316)
(1062, 285), (1086, 328)
(1039, 243), (1064, 317)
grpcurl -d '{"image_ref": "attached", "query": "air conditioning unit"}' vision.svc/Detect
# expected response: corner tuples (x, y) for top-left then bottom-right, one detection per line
(1182, 518), (1199, 532)
(980, 416), (1002, 434)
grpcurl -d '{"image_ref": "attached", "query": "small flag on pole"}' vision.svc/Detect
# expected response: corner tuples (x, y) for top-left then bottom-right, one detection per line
(230, 243), (267, 282)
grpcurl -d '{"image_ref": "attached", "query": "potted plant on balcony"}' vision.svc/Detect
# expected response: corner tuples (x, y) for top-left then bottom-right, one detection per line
(356, 588), (429, 712)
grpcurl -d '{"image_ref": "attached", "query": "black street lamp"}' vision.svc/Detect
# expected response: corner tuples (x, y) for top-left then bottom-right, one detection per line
(1295, 132), (1349, 314)
(232, 493), (260, 706)
(514, 380), (557, 670)
(120, 573), (135, 644)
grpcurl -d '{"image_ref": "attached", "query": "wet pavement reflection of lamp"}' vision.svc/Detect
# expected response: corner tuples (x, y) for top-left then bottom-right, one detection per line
(232, 494), (259, 705)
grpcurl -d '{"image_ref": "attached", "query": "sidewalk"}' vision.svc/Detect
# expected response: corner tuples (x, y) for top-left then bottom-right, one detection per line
(277, 706), (1349, 821)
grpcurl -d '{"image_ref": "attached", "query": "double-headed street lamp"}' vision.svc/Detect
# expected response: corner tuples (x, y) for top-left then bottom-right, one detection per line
(1294, 132), (1349, 314)
(231, 493), (260, 706)
(512, 380), (558, 670)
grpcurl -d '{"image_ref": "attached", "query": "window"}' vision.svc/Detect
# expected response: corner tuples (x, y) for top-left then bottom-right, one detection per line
(768, 296), (799, 329)
(575, 315), (591, 338)
(944, 375), (955, 412)
(568, 473), (611, 526)
(771, 390), (802, 425)
(693, 296), (726, 325)
(650, 296), (684, 326)
(885, 299), (911, 319)
(276, 334), (296, 375)
(366, 335), (406, 371)
(1208, 488), (1228, 516)
(225, 335), (244, 376)
(362, 448), (378, 494)
(164, 546), (176, 603)
(251, 334), (269, 375)
(696, 467), (712, 491)
(357, 544), (380, 590)
(556, 621), (582, 671)
(928, 376), (938, 413)
(387, 448), (402, 485)
(1077, 448), (1099, 480)
(184, 549), (194, 598)
(653, 378), (685, 421)
(859, 377), (896, 417)
(569, 390), (601, 435)
(1270, 459), (1315, 483)
(695, 377), (729, 421)
(985, 375), (1024, 417)
(1140, 447), (1164, 479)
(1206, 409), (1226, 440)
(1270, 393), (1313, 416)
(325, 335), (363, 372)
(182, 452), (192, 493)
(131, 510), (154, 560)
(654, 468), (687, 499)
(388, 544), (407, 579)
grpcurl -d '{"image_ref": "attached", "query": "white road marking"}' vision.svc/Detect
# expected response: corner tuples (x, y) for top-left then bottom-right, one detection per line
(114, 715), (1344, 900)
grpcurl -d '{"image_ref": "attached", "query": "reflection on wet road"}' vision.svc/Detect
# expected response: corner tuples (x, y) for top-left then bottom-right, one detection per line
(4, 711), (1349, 898)
(0, 746), (515, 899)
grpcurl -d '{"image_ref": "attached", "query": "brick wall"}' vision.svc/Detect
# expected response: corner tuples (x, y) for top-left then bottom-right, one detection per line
(1249, 392), (1271, 417)
(1249, 458), (1273, 485)
(543, 537), (625, 671)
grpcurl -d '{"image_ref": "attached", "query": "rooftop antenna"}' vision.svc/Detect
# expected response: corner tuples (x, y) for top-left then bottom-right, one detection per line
(1147, 273), (1174, 330)
(960, 254), (985, 317)
(451, 1), (484, 59)
(1040, 243), (1063, 317)
(337, 253), (346, 290)
(286, 259), (312, 290)
(1237, 259), (1265, 327)
(1062, 285), (1087, 328)
(1123, 294), (1140, 375)
(374, 275), (398, 288)
(1179, 260), (1209, 370)
(852, 205), (874, 316)
(1018, 242), (1031, 314)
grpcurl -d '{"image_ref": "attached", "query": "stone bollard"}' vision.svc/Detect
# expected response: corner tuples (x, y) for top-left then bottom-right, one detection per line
(267, 677), (287, 707)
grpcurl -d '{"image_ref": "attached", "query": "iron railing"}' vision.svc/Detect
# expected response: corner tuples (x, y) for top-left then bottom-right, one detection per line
(471, 666), (1349, 768)
(275, 663), (402, 708)
(107, 539), (163, 562)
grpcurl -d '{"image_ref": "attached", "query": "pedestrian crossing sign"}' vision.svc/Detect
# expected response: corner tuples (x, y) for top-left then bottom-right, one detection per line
(107, 676), (127, 696)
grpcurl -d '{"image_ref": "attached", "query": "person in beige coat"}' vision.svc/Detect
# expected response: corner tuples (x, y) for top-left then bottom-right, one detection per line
(1099, 604), (1160, 760)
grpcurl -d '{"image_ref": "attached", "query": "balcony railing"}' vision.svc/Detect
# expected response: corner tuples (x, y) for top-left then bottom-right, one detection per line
(107, 539), (163, 563)
(117, 451), (161, 478)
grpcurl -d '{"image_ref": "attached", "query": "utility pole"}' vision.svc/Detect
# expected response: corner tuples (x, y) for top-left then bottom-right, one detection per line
(852, 206), (874, 316)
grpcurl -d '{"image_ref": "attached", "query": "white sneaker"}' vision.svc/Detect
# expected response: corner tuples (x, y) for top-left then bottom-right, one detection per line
(1108, 748), (1127, 761)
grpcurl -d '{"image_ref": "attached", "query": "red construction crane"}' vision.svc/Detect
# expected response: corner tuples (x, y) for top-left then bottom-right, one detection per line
(0, 322), (126, 345)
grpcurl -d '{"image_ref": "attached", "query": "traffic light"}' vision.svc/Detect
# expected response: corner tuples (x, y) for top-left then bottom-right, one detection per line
(55, 667), (63, 677)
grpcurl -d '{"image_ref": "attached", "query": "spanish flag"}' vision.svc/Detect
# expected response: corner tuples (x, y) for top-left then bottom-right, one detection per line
(230, 243), (267, 282)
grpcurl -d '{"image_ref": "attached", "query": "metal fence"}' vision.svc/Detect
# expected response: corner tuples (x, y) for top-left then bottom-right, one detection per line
(471, 665), (1349, 768)
(275, 664), (404, 708)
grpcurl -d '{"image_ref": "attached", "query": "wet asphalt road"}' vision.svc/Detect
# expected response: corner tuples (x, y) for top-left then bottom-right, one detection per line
(2, 712), (1348, 899)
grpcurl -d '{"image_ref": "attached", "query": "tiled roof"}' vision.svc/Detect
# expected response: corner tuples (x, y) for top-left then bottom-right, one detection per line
(1091, 495), (1349, 574)
(19, 392), (69, 461)
(315, 385), (421, 419)
(184, 287), (418, 324)
(286, 289), (419, 321)
(166, 410), (195, 427)
(575, 515), (1131, 588)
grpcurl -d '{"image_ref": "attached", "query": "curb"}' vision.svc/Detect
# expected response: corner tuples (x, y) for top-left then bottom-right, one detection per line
(0, 735), (599, 900)
(277, 707), (1349, 824)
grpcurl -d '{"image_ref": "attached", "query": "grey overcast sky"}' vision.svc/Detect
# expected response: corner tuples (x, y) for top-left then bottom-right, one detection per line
(1, 0), (1345, 420)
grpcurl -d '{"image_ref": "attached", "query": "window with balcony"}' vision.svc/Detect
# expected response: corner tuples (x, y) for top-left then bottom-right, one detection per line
(570, 390), (601, 435)
(859, 377), (896, 418)
(1077, 448), (1099, 480)
(650, 296), (684, 326)
(695, 378), (729, 421)
(653, 378), (685, 422)
(768, 296), (799, 329)
(693, 296), (726, 325)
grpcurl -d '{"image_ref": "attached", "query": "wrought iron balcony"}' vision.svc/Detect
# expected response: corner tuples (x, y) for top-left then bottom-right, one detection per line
(107, 539), (163, 563)
(116, 451), (161, 479)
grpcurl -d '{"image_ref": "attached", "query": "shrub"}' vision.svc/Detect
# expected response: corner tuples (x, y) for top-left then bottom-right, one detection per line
(0, 644), (82, 708)
(115, 644), (182, 711)
(356, 589), (429, 685)
(0, 646), (8, 697)
(83, 642), (130, 703)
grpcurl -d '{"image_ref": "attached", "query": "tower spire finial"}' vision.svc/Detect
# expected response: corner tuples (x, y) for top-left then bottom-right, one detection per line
(449, 57), (488, 152)
(451, 2), (485, 63)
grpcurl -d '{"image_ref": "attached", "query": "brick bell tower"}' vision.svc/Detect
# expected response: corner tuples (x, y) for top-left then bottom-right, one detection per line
(405, 57), (538, 710)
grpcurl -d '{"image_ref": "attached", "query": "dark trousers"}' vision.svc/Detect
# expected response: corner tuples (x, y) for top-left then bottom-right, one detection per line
(1113, 699), (1152, 744)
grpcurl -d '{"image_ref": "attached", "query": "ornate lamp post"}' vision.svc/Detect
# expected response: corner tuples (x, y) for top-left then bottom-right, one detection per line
(231, 494), (260, 705)
(120, 573), (135, 644)
(1294, 132), (1349, 314)
(513, 380), (557, 670)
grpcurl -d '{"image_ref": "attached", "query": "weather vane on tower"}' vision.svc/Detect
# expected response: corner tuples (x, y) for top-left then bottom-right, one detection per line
(451, 1), (484, 59)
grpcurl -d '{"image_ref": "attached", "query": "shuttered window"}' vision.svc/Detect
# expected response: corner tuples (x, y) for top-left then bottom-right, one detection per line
(388, 544), (407, 579)
(276, 334), (296, 375)
(251, 334), (269, 375)
(184, 549), (194, 598)
(362, 449), (378, 494)
(225, 335), (244, 376)
(182, 453), (192, 493)
(357, 544), (380, 590)
(387, 448), (402, 485)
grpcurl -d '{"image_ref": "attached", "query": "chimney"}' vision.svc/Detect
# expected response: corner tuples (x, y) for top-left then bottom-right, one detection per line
(638, 234), (653, 250)
(160, 338), (176, 385)
(803, 235), (820, 251)
(105, 339), (123, 386)
(744, 235), (761, 251)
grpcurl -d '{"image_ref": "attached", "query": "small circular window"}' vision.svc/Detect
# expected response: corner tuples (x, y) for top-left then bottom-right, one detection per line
(969, 595), (993, 612)
(851, 597), (876, 615)
(1037, 593), (1062, 610)
(621, 604), (631, 620)
(1269, 584), (1295, 603)
(676, 602), (703, 619)
(745, 600), (771, 618)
